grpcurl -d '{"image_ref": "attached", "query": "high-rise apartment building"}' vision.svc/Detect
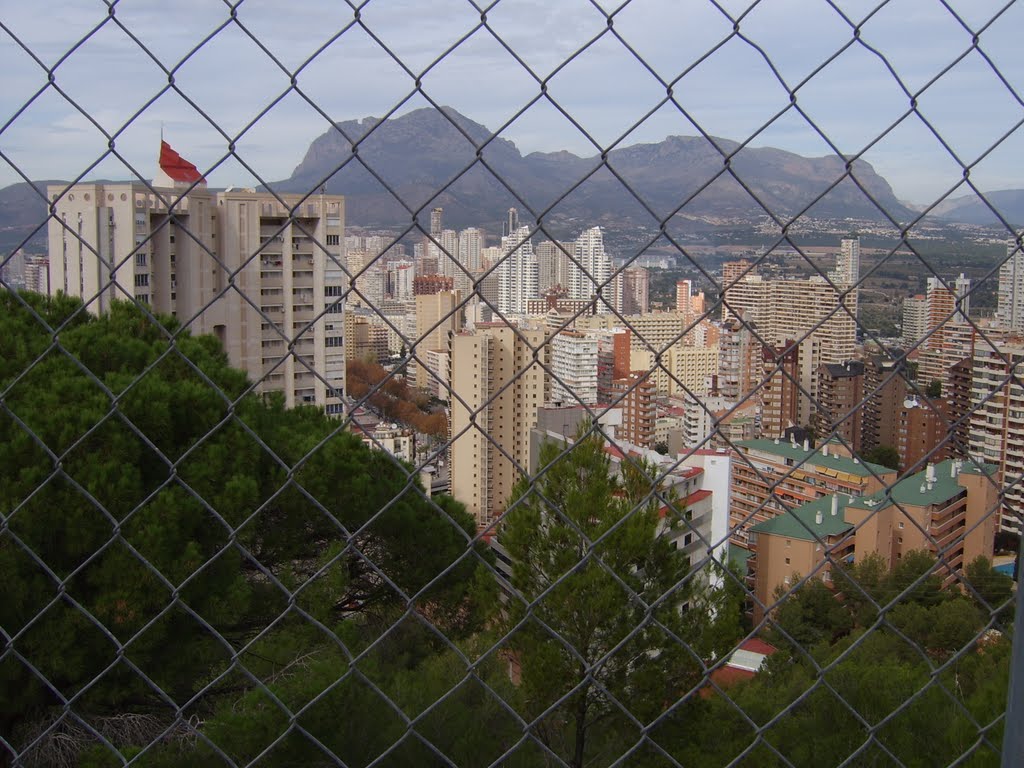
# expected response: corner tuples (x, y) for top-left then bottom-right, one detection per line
(759, 342), (802, 439)
(576, 311), (687, 358)
(438, 229), (460, 278)
(610, 371), (657, 448)
(505, 208), (520, 237)
(47, 142), (346, 413)
(497, 225), (538, 316)
(997, 242), (1024, 331)
(861, 355), (907, 453)
(448, 322), (548, 528)
(718, 319), (760, 403)
(901, 294), (927, 347)
(969, 335), (1024, 534)
(549, 330), (599, 406)
(894, 396), (951, 472)
(832, 236), (860, 287)
(458, 227), (484, 272)
(730, 438), (896, 548)
(721, 260), (754, 295)
(535, 240), (572, 294)
(620, 266), (649, 315)
(415, 290), (463, 390)
(676, 279), (693, 321)
(919, 274), (971, 388)
(813, 361), (865, 453)
(724, 274), (857, 427)
(389, 260), (415, 301)
(568, 226), (613, 314)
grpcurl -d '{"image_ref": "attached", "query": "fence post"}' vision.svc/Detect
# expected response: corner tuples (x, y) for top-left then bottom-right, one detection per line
(1002, 540), (1023, 768)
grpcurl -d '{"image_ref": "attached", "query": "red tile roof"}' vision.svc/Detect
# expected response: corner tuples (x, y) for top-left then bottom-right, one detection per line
(159, 141), (205, 184)
(682, 489), (713, 506)
(738, 638), (778, 656)
(705, 665), (756, 694)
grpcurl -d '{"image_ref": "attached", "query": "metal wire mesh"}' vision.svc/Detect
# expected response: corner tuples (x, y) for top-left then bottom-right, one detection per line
(1, 1), (1022, 766)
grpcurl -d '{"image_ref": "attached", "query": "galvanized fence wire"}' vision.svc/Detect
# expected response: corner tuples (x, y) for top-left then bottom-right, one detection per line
(1, 0), (1023, 766)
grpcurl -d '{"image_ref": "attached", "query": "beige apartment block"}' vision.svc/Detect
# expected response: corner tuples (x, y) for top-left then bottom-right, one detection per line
(724, 275), (857, 426)
(448, 322), (548, 528)
(48, 176), (346, 414)
(917, 274), (971, 389)
(630, 341), (719, 397)
(970, 335), (1024, 534)
(576, 311), (688, 355)
(730, 438), (896, 548)
(845, 460), (997, 578)
(747, 459), (996, 621)
(747, 494), (855, 622)
(414, 289), (462, 390)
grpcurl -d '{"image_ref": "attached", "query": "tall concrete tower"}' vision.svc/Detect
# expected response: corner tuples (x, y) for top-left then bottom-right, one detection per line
(997, 242), (1024, 331)
(835, 236), (860, 286)
(569, 226), (613, 314)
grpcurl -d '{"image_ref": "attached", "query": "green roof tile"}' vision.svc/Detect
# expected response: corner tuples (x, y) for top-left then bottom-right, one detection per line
(848, 459), (998, 510)
(749, 494), (854, 542)
(735, 439), (894, 479)
(728, 544), (753, 573)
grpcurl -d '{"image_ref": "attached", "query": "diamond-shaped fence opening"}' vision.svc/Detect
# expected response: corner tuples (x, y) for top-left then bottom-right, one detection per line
(2, 1), (1024, 767)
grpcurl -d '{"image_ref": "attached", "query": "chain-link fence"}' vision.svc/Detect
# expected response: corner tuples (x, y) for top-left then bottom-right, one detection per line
(1, 1), (1022, 766)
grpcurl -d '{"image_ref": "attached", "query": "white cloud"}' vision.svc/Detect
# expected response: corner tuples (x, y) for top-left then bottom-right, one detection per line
(0, 0), (1021, 204)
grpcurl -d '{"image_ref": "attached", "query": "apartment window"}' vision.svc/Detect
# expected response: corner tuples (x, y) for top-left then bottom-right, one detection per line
(326, 234), (340, 246)
(134, 274), (149, 287)
(898, 522), (905, 529)
(326, 337), (344, 347)
(785, 557), (791, 565)
(135, 293), (149, 304)
(135, 253), (147, 267)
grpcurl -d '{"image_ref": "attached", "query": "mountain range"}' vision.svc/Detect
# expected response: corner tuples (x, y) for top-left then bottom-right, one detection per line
(278, 107), (916, 231)
(2, 107), (1021, 254)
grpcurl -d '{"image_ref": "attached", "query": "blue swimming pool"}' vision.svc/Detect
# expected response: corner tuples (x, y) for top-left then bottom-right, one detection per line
(995, 562), (1016, 577)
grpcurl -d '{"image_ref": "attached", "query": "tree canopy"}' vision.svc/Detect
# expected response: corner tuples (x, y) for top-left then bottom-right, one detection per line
(0, 293), (488, 767)
(499, 426), (742, 768)
(0, 293), (1013, 768)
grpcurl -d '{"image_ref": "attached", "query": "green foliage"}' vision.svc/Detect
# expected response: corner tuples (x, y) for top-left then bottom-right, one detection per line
(0, 294), (488, 765)
(0, 294), (1010, 767)
(499, 427), (738, 767)
(964, 556), (1015, 625)
(772, 578), (853, 650)
(863, 443), (901, 470)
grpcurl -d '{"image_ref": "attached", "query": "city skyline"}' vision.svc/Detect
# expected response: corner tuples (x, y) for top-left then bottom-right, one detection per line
(1, 1), (1023, 204)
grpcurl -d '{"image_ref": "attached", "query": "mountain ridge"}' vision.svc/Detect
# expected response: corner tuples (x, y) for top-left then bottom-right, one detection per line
(276, 106), (916, 230)
(4, 108), (1022, 254)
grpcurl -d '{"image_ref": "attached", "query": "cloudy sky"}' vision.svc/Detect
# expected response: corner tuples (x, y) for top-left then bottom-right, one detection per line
(2, 0), (1022, 205)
